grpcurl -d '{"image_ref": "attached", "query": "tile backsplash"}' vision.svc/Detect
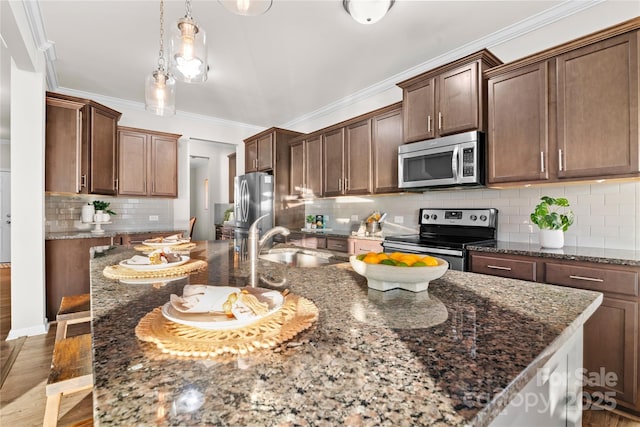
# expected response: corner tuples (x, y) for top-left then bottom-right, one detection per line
(304, 181), (640, 251)
(46, 195), (175, 233)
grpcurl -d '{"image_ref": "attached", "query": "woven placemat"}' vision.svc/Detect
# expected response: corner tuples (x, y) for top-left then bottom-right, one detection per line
(133, 242), (197, 252)
(135, 294), (319, 359)
(103, 259), (207, 279)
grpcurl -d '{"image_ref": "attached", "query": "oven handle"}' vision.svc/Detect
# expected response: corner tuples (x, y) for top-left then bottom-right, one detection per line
(382, 241), (463, 257)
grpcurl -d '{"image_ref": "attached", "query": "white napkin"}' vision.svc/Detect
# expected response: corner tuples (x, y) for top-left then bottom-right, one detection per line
(170, 285), (239, 313)
(127, 255), (152, 265)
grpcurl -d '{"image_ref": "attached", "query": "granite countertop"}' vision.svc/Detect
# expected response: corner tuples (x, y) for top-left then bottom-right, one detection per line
(89, 241), (601, 426)
(467, 241), (640, 267)
(46, 229), (183, 240)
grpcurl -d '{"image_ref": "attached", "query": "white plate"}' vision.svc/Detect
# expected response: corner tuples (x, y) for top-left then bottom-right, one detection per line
(161, 287), (284, 330)
(119, 275), (188, 285)
(119, 255), (190, 271)
(142, 238), (190, 248)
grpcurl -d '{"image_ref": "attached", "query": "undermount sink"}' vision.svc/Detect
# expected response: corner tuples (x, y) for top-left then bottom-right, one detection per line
(260, 251), (333, 268)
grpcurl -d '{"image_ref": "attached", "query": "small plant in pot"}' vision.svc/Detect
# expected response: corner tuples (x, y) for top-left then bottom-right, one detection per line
(306, 215), (315, 229)
(92, 200), (116, 222)
(530, 196), (574, 249)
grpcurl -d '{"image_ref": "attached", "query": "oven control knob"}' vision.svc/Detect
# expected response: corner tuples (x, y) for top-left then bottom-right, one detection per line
(431, 214), (438, 220)
(470, 215), (477, 221)
(423, 214), (430, 221)
(480, 215), (487, 222)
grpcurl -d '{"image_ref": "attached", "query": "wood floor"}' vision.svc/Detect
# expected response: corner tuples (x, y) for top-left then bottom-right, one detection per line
(1, 266), (639, 426)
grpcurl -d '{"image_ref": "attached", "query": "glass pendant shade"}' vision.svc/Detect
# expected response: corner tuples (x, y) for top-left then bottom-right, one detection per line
(343, 0), (394, 25)
(218, 0), (272, 16)
(170, 16), (208, 83)
(145, 70), (176, 116)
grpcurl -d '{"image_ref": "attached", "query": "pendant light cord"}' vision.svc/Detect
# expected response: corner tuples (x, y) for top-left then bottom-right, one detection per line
(157, 0), (166, 72)
(185, 0), (192, 18)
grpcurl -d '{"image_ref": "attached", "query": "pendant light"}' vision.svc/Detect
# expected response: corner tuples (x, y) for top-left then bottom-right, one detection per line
(170, 0), (208, 83)
(218, 0), (272, 16)
(145, 0), (176, 116)
(343, 0), (394, 25)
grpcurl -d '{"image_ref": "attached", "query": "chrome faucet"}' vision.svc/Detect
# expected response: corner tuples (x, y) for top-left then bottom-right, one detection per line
(248, 214), (290, 287)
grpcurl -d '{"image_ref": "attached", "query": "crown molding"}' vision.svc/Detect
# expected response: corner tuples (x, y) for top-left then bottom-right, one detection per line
(283, 0), (603, 128)
(21, 0), (57, 89)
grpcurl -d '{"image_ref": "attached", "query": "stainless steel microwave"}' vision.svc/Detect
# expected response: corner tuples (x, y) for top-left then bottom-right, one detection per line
(398, 131), (485, 189)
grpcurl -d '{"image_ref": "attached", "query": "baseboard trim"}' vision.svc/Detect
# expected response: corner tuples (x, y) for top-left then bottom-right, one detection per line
(6, 322), (49, 339)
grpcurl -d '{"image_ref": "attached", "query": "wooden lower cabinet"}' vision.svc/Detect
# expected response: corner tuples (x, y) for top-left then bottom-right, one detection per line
(348, 238), (383, 255)
(45, 237), (111, 320)
(469, 251), (640, 414)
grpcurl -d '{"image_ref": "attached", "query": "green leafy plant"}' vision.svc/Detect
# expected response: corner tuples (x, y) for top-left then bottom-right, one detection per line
(306, 215), (315, 223)
(92, 200), (116, 215)
(530, 196), (573, 231)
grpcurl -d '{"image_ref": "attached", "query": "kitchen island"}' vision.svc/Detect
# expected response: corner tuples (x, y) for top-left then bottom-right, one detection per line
(89, 241), (602, 426)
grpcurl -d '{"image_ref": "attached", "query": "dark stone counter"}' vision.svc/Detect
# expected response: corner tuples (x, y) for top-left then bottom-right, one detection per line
(89, 241), (601, 426)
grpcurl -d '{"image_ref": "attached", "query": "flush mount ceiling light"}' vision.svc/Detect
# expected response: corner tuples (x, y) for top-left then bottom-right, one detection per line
(218, 0), (272, 16)
(343, 0), (394, 25)
(145, 0), (176, 116)
(170, 0), (208, 83)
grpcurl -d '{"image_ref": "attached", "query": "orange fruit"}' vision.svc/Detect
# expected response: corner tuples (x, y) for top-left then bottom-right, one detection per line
(421, 256), (439, 266)
(376, 253), (390, 261)
(389, 252), (405, 261)
(363, 254), (380, 264)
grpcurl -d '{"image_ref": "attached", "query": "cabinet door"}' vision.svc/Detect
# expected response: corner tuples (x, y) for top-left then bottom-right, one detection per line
(45, 237), (110, 320)
(488, 62), (550, 184)
(323, 128), (345, 197)
(403, 78), (435, 143)
(228, 153), (236, 203)
(305, 136), (322, 197)
(556, 32), (639, 178)
(118, 129), (148, 196)
(45, 98), (85, 193)
(245, 139), (258, 172)
(344, 119), (372, 195)
(257, 133), (274, 171)
(290, 141), (304, 196)
(149, 135), (178, 197)
(89, 106), (119, 195)
(372, 107), (403, 193)
(583, 297), (638, 409)
(437, 62), (479, 136)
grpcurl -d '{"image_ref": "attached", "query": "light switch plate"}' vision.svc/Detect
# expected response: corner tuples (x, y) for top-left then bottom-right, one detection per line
(351, 215), (359, 221)
(149, 215), (159, 221)
(394, 216), (403, 224)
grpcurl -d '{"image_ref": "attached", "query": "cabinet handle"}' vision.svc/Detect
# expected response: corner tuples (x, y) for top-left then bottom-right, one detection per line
(81, 174), (87, 188)
(487, 265), (512, 271)
(540, 152), (545, 173)
(427, 115), (432, 133)
(569, 275), (603, 282)
(438, 112), (442, 130)
(114, 178), (118, 190)
(558, 149), (563, 171)
(344, 178), (348, 191)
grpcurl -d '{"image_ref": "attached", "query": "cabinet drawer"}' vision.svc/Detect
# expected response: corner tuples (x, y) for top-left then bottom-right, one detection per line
(327, 237), (348, 252)
(470, 254), (537, 282)
(545, 263), (638, 296)
(350, 239), (383, 254)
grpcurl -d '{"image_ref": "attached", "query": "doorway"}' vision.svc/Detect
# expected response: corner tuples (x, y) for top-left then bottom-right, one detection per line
(189, 156), (210, 240)
(0, 171), (10, 263)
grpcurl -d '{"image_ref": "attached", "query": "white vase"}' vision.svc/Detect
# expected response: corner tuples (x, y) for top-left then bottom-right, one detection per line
(539, 229), (564, 249)
(93, 210), (104, 222)
(101, 213), (110, 222)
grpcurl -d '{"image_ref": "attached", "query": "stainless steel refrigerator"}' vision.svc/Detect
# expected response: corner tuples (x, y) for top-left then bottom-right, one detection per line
(233, 172), (274, 259)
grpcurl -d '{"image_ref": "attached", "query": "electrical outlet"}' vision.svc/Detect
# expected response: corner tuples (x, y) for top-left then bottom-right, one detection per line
(394, 216), (403, 224)
(351, 215), (359, 221)
(149, 215), (159, 221)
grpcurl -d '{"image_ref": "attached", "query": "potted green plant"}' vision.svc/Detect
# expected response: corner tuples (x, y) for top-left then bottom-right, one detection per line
(530, 196), (574, 248)
(305, 215), (315, 229)
(92, 200), (116, 222)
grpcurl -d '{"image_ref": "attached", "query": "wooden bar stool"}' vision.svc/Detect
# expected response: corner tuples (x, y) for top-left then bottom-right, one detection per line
(43, 333), (94, 427)
(56, 293), (91, 341)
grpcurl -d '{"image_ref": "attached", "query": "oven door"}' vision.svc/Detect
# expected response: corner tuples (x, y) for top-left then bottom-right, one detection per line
(381, 240), (464, 271)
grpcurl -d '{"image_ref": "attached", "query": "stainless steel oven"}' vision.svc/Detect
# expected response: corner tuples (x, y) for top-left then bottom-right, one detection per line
(382, 208), (497, 271)
(398, 131), (485, 189)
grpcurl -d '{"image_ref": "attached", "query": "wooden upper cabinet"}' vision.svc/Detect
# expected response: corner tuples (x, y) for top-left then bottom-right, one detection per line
(289, 140), (304, 197)
(117, 126), (180, 198)
(398, 50), (501, 143)
(45, 92), (121, 195)
(556, 31), (639, 179)
(244, 133), (273, 172)
(344, 119), (372, 195)
(228, 152), (236, 204)
(322, 128), (345, 197)
(372, 104), (403, 193)
(305, 136), (323, 197)
(487, 62), (549, 184)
